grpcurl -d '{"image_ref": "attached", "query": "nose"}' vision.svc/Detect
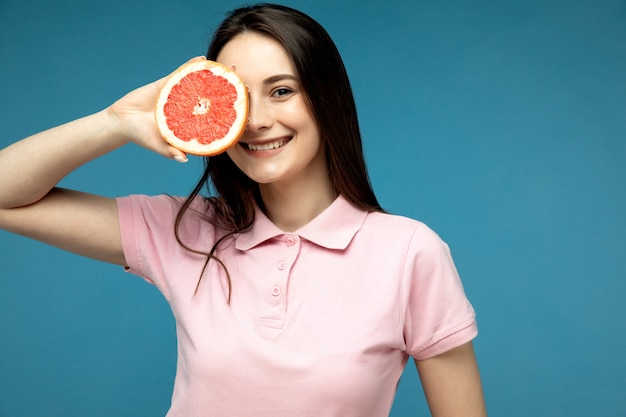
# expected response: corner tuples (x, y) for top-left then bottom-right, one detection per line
(246, 94), (272, 132)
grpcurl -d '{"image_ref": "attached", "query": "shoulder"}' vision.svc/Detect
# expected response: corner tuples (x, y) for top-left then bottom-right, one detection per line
(340, 210), (454, 276)
(116, 194), (219, 238)
(117, 194), (213, 219)
(363, 211), (447, 249)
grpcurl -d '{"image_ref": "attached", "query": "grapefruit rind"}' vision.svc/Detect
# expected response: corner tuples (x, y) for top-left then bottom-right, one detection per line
(155, 60), (249, 156)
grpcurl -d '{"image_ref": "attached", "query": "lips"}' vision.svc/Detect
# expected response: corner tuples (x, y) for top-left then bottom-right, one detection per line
(242, 137), (291, 151)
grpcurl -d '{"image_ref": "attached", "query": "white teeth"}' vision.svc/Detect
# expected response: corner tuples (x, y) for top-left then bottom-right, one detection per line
(246, 139), (289, 151)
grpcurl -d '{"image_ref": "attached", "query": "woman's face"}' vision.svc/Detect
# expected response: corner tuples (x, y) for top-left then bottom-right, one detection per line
(218, 32), (328, 190)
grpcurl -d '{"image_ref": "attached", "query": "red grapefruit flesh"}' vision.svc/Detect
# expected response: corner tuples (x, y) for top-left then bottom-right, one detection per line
(155, 59), (248, 156)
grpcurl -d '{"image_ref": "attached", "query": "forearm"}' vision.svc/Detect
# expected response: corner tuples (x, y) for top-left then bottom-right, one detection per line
(0, 108), (125, 208)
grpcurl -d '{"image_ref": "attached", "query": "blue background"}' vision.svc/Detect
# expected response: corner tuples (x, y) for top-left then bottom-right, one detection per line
(1, 0), (625, 416)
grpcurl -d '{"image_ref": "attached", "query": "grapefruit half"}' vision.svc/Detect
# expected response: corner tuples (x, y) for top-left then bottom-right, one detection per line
(155, 59), (248, 156)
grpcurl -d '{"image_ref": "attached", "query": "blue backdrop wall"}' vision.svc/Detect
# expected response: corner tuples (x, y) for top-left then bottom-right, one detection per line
(1, 0), (624, 416)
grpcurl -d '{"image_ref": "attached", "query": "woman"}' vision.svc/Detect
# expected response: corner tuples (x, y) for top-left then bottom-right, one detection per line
(0, 4), (486, 416)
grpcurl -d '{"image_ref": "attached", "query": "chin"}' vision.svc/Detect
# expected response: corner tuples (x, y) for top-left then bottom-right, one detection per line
(242, 168), (284, 185)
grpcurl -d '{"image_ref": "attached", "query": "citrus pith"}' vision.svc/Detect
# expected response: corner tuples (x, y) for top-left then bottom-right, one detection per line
(155, 59), (248, 156)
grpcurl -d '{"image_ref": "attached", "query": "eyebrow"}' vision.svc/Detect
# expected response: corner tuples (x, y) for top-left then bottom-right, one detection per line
(263, 74), (299, 85)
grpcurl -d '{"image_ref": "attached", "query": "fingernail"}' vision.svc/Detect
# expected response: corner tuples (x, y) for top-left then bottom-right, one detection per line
(174, 155), (188, 163)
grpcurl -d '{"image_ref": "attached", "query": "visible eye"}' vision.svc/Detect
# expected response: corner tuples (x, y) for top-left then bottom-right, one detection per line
(272, 87), (294, 98)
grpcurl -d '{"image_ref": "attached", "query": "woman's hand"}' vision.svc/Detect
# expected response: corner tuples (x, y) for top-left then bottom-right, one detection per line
(107, 56), (207, 162)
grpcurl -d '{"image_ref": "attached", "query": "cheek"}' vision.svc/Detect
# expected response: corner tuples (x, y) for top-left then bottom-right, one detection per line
(292, 112), (322, 148)
(279, 97), (316, 128)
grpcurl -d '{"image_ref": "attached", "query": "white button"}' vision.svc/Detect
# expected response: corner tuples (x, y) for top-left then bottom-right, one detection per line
(271, 285), (281, 296)
(277, 261), (286, 270)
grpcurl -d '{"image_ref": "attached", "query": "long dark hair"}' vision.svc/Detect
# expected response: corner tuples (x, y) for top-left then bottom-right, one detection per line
(174, 3), (383, 296)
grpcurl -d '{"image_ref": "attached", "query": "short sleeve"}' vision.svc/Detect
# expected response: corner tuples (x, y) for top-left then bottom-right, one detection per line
(402, 224), (477, 360)
(116, 194), (215, 300)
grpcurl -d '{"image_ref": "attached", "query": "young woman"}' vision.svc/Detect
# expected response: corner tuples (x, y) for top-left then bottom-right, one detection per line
(0, 4), (486, 417)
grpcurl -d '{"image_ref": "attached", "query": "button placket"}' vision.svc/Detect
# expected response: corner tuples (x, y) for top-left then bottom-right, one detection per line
(272, 235), (298, 292)
(259, 234), (301, 330)
(271, 259), (287, 298)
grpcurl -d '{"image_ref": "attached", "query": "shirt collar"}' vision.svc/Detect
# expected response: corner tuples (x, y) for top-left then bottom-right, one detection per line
(234, 195), (368, 251)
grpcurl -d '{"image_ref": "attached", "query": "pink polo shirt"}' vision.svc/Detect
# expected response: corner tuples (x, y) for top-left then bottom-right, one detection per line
(117, 194), (477, 417)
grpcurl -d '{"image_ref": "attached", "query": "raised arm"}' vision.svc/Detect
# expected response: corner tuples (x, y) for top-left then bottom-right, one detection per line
(0, 61), (192, 265)
(416, 341), (488, 417)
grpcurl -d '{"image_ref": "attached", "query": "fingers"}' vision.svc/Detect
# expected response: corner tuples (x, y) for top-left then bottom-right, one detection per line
(142, 132), (187, 163)
(142, 124), (188, 163)
(168, 147), (188, 163)
(190, 55), (207, 63)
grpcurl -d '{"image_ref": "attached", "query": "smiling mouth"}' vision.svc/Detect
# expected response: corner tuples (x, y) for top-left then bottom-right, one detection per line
(243, 138), (291, 151)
